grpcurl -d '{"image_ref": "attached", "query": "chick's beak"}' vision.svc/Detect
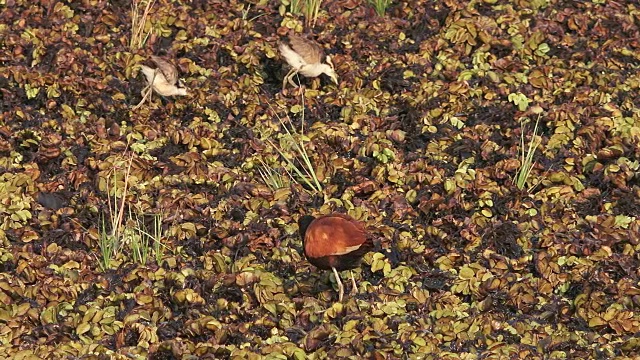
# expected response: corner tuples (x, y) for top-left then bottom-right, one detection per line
(330, 73), (338, 85)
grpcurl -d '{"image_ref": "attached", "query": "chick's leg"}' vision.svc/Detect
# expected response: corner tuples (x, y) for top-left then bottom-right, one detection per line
(288, 70), (300, 88)
(283, 69), (296, 90)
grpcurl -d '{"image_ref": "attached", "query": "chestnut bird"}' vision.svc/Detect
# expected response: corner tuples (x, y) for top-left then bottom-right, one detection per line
(298, 213), (372, 302)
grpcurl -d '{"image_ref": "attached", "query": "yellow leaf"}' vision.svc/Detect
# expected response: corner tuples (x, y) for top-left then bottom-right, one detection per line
(459, 266), (475, 279)
(76, 322), (91, 335)
(588, 316), (607, 327)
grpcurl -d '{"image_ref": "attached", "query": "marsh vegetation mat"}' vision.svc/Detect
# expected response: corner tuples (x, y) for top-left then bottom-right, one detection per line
(1, 0), (640, 358)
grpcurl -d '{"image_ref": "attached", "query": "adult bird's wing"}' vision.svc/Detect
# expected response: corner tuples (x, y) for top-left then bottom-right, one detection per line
(304, 214), (369, 259)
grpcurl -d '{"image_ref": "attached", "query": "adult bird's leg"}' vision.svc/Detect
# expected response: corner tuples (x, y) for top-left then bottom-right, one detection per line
(349, 270), (358, 296)
(332, 267), (344, 302)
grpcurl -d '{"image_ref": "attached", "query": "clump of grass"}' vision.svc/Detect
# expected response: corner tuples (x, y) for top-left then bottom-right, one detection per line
(130, 0), (156, 50)
(98, 216), (117, 271)
(98, 154), (167, 271)
(258, 158), (290, 191)
(130, 211), (166, 265)
(278, 0), (302, 16)
(151, 213), (166, 264)
(514, 115), (542, 191)
(289, 0), (302, 14)
(303, 0), (322, 28)
(272, 120), (322, 193)
(98, 156), (132, 271)
(263, 95), (323, 194)
(368, 0), (392, 16)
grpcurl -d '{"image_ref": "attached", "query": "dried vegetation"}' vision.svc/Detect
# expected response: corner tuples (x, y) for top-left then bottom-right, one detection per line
(1, 0), (640, 358)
